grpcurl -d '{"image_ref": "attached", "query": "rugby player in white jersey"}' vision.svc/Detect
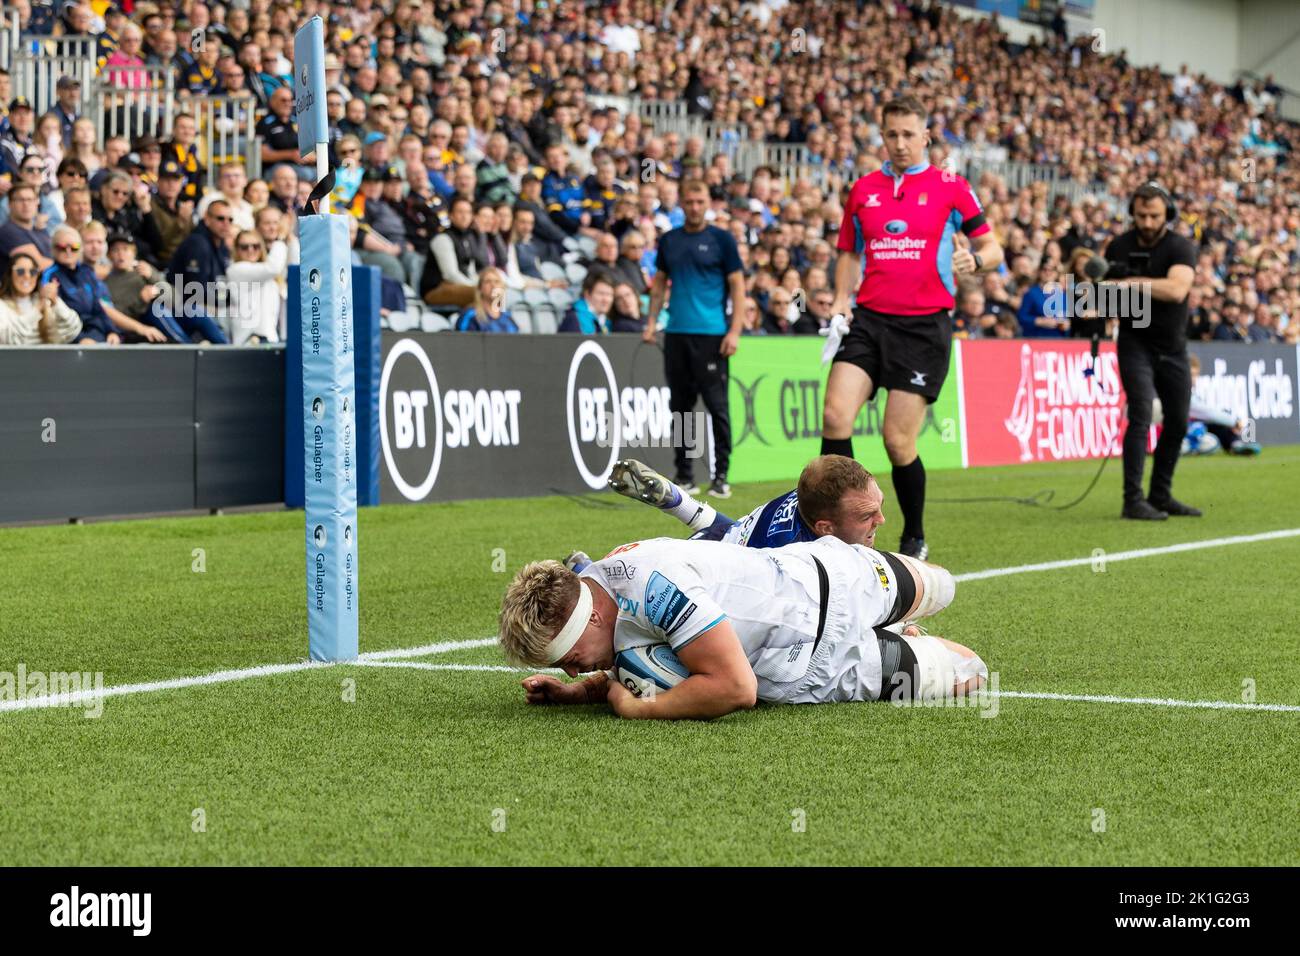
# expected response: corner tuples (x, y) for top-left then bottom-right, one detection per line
(498, 535), (986, 720)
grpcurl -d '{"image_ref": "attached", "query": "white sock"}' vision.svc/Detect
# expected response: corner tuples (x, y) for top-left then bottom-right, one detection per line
(664, 485), (716, 531)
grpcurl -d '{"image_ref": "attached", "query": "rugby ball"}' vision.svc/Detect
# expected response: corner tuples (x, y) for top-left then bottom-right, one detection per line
(612, 644), (689, 697)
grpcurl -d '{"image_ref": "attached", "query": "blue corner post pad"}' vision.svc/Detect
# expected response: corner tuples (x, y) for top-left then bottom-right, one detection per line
(299, 213), (359, 662)
(285, 262), (381, 509)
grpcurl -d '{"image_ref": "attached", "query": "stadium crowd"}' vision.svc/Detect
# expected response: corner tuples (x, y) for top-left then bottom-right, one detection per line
(0, 0), (1295, 346)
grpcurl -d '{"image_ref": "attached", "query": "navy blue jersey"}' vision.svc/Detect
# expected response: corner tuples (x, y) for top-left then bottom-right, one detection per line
(721, 490), (817, 548)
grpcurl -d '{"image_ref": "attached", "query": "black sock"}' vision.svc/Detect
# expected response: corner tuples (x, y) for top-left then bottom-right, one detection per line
(891, 456), (926, 541)
(821, 436), (854, 458)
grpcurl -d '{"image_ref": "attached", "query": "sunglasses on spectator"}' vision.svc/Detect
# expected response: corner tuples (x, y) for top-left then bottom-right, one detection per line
(55, 243), (81, 252)
(59, 169), (85, 178)
(237, 242), (263, 252)
(108, 187), (130, 196)
(11, 267), (37, 277)
(21, 164), (42, 174)
(210, 214), (233, 223)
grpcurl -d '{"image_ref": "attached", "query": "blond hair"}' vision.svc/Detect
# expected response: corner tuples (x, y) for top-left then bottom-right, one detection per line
(498, 560), (580, 666)
(475, 266), (507, 319)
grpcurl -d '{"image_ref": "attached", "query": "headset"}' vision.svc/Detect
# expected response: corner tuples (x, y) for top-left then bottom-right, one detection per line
(1128, 181), (1178, 222)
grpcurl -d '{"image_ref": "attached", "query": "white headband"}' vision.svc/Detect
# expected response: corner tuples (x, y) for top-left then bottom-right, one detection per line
(544, 581), (592, 664)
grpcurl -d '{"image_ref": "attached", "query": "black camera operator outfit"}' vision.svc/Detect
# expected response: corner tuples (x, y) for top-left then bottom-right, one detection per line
(1104, 184), (1200, 520)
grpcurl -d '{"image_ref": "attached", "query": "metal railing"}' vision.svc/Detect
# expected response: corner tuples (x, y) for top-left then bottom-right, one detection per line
(962, 157), (1116, 208)
(630, 96), (1125, 209)
(92, 68), (262, 181)
(193, 95), (262, 180)
(10, 35), (97, 118)
(0, 11), (19, 73)
(96, 64), (176, 145)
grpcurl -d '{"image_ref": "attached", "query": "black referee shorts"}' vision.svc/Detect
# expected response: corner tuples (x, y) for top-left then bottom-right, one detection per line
(832, 305), (953, 404)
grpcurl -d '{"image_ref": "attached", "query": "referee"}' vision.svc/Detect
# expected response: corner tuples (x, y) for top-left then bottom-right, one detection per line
(1104, 182), (1200, 520)
(644, 180), (748, 498)
(821, 96), (1003, 559)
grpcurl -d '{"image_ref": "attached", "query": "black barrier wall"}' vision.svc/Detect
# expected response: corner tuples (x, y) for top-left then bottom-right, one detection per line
(1188, 342), (1299, 445)
(378, 333), (686, 502)
(0, 347), (285, 523)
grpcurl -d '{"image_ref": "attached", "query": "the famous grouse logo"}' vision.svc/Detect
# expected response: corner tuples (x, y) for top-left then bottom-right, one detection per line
(958, 341), (1137, 468)
(1005, 345), (1037, 462)
(1001, 343), (1124, 462)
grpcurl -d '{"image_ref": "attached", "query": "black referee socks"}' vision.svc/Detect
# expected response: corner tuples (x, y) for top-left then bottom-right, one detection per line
(820, 437), (854, 459)
(891, 456), (927, 541)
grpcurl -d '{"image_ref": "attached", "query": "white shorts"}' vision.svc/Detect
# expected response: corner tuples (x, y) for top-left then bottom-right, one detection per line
(755, 538), (907, 704)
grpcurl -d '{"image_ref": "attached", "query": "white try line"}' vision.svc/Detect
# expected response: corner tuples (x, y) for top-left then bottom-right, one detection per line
(347, 662), (1300, 714)
(354, 660), (563, 675)
(993, 690), (1300, 714)
(4, 528), (1300, 716)
(953, 527), (1300, 582)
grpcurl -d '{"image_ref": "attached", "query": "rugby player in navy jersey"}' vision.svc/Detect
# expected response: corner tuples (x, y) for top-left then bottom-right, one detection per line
(606, 454), (885, 549)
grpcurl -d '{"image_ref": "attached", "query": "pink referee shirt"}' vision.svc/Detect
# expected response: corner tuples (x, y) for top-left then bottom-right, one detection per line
(836, 161), (991, 316)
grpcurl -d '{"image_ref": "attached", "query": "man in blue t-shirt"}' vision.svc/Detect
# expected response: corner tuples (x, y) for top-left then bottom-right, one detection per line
(643, 180), (748, 498)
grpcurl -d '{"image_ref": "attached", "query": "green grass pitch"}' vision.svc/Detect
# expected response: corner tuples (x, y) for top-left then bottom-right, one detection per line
(2, 446), (1299, 865)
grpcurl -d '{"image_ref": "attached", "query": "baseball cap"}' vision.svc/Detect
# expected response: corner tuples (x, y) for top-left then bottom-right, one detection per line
(8, 96), (33, 112)
(107, 231), (135, 248)
(159, 158), (184, 178)
(364, 131), (387, 146)
(382, 165), (403, 182)
(369, 94), (390, 109)
(56, 76), (81, 90)
(362, 166), (385, 182)
(134, 136), (161, 153)
(118, 152), (144, 172)
(324, 54), (342, 71)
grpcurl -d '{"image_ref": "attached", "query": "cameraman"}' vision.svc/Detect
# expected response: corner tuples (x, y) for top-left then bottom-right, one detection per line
(1103, 183), (1199, 520)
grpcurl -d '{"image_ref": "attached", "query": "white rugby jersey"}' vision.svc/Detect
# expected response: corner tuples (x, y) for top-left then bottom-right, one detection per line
(579, 536), (894, 690)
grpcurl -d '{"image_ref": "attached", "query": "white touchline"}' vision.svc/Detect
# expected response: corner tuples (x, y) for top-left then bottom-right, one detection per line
(0, 660), (333, 714)
(0, 639), (500, 715)
(5, 527), (1300, 717)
